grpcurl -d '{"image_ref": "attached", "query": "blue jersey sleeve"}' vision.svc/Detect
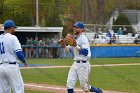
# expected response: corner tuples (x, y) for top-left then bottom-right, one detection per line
(15, 51), (26, 63)
(80, 48), (88, 56)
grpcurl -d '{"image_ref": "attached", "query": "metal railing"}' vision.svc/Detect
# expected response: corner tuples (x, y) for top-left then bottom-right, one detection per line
(22, 45), (72, 59)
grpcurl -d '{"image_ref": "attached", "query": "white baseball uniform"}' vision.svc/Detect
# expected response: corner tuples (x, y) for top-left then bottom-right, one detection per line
(67, 33), (91, 91)
(0, 33), (24, 93)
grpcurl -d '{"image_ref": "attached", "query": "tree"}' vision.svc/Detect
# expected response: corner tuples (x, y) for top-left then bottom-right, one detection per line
(113, 13), (133, 33)
(0, 0), (4, 23)
(96, 0), (104, 24)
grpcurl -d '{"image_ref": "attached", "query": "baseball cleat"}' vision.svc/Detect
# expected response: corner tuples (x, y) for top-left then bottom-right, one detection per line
(98, 88), (103, 93)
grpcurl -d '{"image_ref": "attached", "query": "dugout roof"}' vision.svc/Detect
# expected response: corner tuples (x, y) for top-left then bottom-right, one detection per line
(0, 26), (63, 33)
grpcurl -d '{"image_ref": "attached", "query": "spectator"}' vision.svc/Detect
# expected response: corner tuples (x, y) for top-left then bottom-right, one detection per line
(132, 29), (137, 37)
(99, 36), (106, 44)
(116, 36), (120, 44)
(94, 33), (99, 39)
(25, 37), (33, 58)
(105, 33), (110, 44)
(97, 28), (103, 35)
(111, 34), (116, 44)
(45, 38), (49, 58)
(45, 38), (53, 58)
(134, 36), (140, 44)
(32, 36), (39, 58)
(107, 31), (112, 38)
(106, 31), (112, 44)
(38, 38), (46, 58)
(59, 47), (66, 59)
(123, 27), (127, 35)
(29, 38), (34, 57)
(33, 36), (39, 46)
(52, 38), (59, 58)
(109, 28), (114, 35)
(25, 37), (29, 58)
(118, 28), (123, 35)
(45, 38), (50, 45)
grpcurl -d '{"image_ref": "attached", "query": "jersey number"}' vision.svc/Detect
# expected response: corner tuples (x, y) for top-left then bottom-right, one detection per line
(0, 42), (5, 54)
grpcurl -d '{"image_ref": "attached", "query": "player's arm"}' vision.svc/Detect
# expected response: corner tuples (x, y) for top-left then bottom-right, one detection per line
(15, 50), (27, 66)
(76, 44), (88, 56)
(65, 45), (73, 52)
(58, 39), (72, 52)
(13, 36), (27, 67)
(75, 38), (89, 56)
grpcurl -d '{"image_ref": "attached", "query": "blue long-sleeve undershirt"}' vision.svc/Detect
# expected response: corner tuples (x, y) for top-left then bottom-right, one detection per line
(80, 48), (88, 56)
(15, 51), (26, 63)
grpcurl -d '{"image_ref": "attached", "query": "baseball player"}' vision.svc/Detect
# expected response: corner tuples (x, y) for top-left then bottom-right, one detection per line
(0, 20), (27, 93)
(58, 22), (103, 93)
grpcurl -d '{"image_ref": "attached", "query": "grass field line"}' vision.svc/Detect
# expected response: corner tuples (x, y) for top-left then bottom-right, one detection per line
(25, 83), (127, 93)
(21, 63), (140, 69)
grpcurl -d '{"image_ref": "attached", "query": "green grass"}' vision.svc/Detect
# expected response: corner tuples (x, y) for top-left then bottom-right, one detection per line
(22, 58), (140, 93)
(92, 57), (140, 64)
(90, 65), (140, 93)
(26, 57), (140, 65)
(22, 66), (140, 93)
(27, 58), (73, 66)
(22, 68), (68, 85)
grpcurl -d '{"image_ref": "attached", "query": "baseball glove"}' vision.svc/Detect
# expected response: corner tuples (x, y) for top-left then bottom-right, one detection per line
(65, 33), (77, 47)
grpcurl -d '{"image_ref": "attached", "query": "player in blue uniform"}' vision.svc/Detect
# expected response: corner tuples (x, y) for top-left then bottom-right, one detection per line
(0, 20), (27, 93)
(59, 22), (103, 93)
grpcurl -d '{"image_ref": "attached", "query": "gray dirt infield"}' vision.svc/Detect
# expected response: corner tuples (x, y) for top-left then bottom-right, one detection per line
(25, 83), (127, 93)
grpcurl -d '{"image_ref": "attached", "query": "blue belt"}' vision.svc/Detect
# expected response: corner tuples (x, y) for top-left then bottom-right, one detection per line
(76, 60), (86, 63)
(0, 62), (17, 65)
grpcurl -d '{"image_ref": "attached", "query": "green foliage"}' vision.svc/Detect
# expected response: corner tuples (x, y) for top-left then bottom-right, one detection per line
(113, 13), (133, 33)
(103, 0), (117, 23)
(2, 0), (35, 25)
(1, 0), (140, 27)
(125, 0), (140, 10)
(1, 0), (65, 26)
(114, 13), (131, 25)
(62, 25), (68, 37)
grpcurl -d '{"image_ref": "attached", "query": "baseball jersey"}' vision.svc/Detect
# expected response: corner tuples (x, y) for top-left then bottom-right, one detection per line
(73, 34), (91, 61)
(0, 33), (22, 63)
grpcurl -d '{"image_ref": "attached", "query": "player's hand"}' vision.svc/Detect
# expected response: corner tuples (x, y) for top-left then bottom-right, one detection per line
(58, 39), (66, 48)
(65, 33), (77, 47)
(23, 63), (28, 67)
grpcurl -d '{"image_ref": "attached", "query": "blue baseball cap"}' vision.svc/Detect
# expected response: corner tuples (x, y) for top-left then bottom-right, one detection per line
(73, 22), (85, 29)
(4, 20), (17, 29)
